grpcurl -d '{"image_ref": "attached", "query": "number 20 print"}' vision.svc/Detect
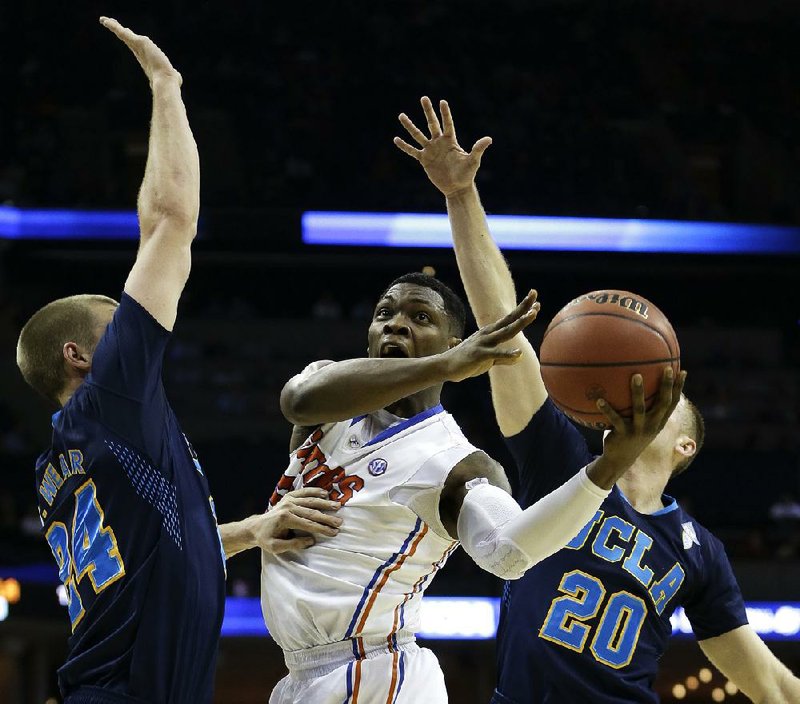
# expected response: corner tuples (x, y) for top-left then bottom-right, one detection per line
(539, 570), (647, 669)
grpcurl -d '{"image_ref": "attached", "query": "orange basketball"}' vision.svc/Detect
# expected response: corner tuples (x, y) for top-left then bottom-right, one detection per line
(539, 290), (680, 429)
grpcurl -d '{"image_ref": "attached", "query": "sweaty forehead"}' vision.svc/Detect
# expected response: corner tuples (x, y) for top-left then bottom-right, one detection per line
(378, 284), (446, 311)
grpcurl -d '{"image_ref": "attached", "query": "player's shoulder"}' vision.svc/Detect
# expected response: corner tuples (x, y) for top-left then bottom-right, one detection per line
(505, 397), (587, 448)
(34, 446), (52, 474)
(437, 408), (469, 437)
(93, 293), (170, 355)
(434, 412), (487, 461)
(115, 292), (171, 335)
(670, 503), (727, 554)
(297, 419), (349, 450)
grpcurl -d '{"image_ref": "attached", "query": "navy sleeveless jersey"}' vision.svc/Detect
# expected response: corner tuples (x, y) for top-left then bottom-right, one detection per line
(491, 400), (748, 704)
(34, 294), (226, 704)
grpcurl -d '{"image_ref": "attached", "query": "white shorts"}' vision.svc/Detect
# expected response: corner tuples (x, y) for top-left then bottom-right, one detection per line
(269, 638), (447, 704)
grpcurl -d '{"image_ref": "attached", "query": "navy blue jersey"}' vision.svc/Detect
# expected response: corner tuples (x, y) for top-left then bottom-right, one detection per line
(35, 294), (226, 704)
(492, 400), (748, 704)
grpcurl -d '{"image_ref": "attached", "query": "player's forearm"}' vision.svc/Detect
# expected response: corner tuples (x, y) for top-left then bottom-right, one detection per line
(504, 467), (609, 563)
(218, 516), (259, 558)
(458, 467), (610, 578)
(448, 185), (548, 434)
(446, 185), (517, 324)
(138, 75), (200, 243)
(280, 356), (451, 426)
(759, 669), (800, 704)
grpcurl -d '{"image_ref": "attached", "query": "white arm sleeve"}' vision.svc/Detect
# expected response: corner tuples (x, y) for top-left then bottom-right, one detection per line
(456, 466), (610, 580)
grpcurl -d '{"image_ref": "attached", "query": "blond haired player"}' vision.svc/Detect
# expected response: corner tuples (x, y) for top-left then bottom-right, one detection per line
(15, 20), (340, 703)
(394, 95), (800, 704)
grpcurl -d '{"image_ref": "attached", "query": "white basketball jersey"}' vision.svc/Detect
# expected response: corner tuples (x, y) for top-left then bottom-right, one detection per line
(261, 404), (477, 653)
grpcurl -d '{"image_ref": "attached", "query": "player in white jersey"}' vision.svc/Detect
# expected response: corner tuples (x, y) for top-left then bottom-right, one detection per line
(262, 272), (685, 703)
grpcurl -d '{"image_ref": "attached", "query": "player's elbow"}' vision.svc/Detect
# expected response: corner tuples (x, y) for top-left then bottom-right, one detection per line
(279, 384), (320, 426)
(161, 209), (199, 238)
(464, 538), (532, 580)
(457, 480), (536, 579)
(141, 202), (199, 243)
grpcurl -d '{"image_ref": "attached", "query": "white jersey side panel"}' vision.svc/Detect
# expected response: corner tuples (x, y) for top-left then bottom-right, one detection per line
(261, 407), (475, 652)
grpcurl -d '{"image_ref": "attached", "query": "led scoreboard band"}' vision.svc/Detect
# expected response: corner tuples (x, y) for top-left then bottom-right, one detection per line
(302, 210), (800, 255)
(0, 571), (798, 642)
(2, 206), (800, 254)
(0, 206), (140, 240)
(219, 597), (800, 641)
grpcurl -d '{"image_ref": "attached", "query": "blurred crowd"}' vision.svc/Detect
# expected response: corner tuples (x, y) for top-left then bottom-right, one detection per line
(1, 1), (799, 598)
(2, 1), (800, 224)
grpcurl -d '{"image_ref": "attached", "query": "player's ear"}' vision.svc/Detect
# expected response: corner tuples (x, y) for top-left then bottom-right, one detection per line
(448, 336), (462, 349)
(63, 341), (92, 371)
(675, 435), (696, 461)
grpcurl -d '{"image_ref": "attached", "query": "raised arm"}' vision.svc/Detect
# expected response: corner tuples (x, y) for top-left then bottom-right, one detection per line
(280, 292), (538, 426)
(101, 17), (199, 331)
(699, 625), (800, 703)
(394, 97), (545, 436)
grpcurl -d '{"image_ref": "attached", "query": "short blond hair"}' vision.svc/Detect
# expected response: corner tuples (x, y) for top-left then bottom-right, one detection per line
(17, 294), (118, 404)
(672, 396), (706, 476)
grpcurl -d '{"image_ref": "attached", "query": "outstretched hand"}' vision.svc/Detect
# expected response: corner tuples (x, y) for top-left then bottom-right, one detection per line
(394, 96), (492, 197)
(443, 290), (540, 382)
(100, 16), (181, 86)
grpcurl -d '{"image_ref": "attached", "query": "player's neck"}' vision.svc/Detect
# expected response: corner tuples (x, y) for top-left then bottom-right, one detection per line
(384, 386), (442, 419)
(617, 463), (671, 515)
(57, 378), (83, 408)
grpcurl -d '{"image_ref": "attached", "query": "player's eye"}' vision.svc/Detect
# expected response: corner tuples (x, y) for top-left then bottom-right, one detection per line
(416, 311), (431, 322)
(375, 307), (392, 319)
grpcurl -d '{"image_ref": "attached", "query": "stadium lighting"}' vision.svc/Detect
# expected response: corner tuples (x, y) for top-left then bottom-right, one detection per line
(219, 598), (800, 640)
(302, 210), (800, 255)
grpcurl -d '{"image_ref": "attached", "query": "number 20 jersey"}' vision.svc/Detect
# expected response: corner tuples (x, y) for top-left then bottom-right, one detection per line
(492, 400), (748, 704)
(34, 294), (226, 704)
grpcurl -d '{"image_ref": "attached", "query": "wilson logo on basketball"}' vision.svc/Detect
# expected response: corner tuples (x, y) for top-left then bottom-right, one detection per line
(585, 292), (650, 319)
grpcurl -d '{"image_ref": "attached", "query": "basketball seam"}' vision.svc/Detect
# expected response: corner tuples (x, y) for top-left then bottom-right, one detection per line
(540, 357), (679, 368)
(541, 303), (680, 426)
(542, 312), (674, 359)
(554, 392), (659, 417)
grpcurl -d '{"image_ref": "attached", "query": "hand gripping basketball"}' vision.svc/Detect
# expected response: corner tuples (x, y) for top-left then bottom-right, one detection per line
(597, 367), (687, 472)
(443, 290), (540, 383)
(540, 290), (681, 429)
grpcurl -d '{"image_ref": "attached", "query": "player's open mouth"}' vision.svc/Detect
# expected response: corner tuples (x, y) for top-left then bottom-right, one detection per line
(380, 342), (409, 358)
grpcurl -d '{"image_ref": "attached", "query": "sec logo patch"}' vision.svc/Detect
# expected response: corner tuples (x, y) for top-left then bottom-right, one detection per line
(368, 458), (388, 476)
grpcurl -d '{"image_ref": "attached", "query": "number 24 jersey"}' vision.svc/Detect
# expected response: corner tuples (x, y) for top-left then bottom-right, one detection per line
(35, 294), (225, 704)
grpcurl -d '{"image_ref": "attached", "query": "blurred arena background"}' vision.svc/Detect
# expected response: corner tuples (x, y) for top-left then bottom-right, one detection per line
(1, 1), (799, 702)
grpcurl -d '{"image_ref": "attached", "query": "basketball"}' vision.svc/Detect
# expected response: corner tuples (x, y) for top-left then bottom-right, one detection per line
(539, 290), (680, 429)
